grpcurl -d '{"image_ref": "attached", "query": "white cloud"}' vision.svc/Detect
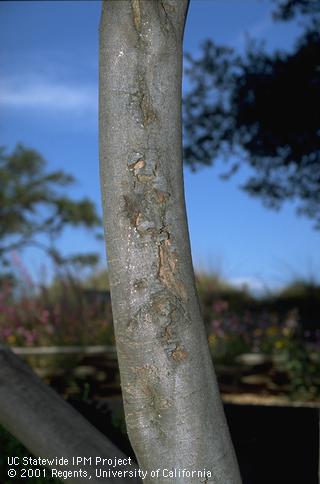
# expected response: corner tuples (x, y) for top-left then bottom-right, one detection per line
(228, 276), (268, 295)
(0, 77), (97, 112)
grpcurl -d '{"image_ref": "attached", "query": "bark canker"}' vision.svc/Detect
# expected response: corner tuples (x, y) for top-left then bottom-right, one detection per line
(99, 1), (242, 483)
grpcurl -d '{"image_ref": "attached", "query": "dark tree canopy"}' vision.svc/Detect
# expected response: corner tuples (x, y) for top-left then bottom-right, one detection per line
(0, 145), (101, 270)
(183, 0), (320, 228)
(272, 0), (320, 19)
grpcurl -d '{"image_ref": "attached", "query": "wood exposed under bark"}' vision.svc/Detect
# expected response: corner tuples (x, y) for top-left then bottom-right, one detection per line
(0, 345), (139, 484)
(99, 1), (242, 482)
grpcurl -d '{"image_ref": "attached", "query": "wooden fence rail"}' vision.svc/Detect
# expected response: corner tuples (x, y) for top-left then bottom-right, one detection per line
(11, 345), (117, 356)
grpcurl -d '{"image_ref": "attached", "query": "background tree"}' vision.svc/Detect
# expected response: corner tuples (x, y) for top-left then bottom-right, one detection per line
(0, 144), (101, 276)
(272, 0), (320, 19)
(183, 0), (320, 228)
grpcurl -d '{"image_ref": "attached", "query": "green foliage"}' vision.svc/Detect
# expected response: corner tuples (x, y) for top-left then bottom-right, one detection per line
(277, 279), (320, 298)
(277, 338), (320, 400)
(111, 407), (127, 436)
(82, 268), (110, 290)
(0, 144), (101, 269)
(195, 270), (257, 327)
(201, 273), (320, 400)
(263, 280), (320, 332)
(2, 263), (319, 402)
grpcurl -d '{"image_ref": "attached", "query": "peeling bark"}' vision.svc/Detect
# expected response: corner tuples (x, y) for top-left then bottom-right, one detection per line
(99, 1), (242, 483)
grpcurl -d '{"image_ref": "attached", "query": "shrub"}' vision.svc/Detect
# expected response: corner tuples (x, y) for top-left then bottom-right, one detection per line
(0, 260), (114, 349)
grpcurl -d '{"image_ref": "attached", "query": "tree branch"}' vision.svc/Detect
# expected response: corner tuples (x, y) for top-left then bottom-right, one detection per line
(0, 345), (140, 483)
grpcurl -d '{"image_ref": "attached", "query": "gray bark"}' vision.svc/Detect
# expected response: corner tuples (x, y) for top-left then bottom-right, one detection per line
(0, 345), (139, 483)
(99, 1), (242, 483)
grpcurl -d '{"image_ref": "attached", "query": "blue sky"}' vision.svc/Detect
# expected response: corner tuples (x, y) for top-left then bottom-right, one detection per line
(1, 0), (319, 292)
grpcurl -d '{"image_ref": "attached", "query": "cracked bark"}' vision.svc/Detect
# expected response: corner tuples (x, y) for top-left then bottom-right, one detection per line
(99, 1), (242, 483)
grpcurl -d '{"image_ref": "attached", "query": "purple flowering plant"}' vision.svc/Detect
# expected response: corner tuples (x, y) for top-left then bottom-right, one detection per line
(0, 255), (114, 349)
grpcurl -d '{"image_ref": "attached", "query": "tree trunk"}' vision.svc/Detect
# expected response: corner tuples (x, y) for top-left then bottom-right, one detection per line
(99, 1), (242, 482)
(0, 346), (139, 484)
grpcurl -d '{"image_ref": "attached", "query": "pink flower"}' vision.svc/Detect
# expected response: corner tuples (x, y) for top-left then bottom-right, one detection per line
(212, 300), (229, 313)
(39, 309), (50, 325)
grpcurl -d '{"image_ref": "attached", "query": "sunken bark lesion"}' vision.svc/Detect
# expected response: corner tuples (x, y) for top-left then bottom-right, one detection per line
(128, 75), (158, 128)
(131, 0), (178, 40)
(131, 0), (142, 34)
(158, 238), (188, 301)
(123, 115), (187, 304)
(123, 148), (188, 320)
(100, 0), (242, 481)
